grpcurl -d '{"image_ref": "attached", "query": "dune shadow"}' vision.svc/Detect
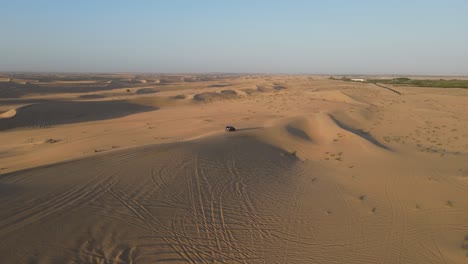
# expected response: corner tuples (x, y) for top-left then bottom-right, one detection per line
(209, 84), (233, 88)
(0, 98), (55, 106)
(0, 100), (157, 131)
(285, 125), (311, 141)
(171, 94), (186, 100)
(273, 85), (287, 90)
(220, 90), (237, 95)
(329, 115), (391, 150)
(0, 184), (21, 199)
(135, 88), (159, 95)
(0, 80), (150, 98)
(79, 94), (107, 99)
(241, 88), (259, 95)
(193, 91), (238, 103)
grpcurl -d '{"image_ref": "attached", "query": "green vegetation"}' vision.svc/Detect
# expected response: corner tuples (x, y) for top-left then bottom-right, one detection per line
(329, 76), (468, 88)
(366, 78), (468, 89)
(328, 76), (351, 81)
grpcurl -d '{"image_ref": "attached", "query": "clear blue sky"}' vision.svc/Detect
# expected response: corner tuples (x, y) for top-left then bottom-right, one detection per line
(1, 0), (467, 75)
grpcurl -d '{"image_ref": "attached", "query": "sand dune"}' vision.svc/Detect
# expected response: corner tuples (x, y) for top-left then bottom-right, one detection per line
(0, 75), (467, 263)
(1, 131), (467, 263)
(307, 90), (367, 105)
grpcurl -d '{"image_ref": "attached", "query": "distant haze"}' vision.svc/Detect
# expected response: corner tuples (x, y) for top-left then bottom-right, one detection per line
(1, 1), (467, 75)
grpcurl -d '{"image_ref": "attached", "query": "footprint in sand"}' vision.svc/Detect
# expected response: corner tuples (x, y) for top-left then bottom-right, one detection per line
(446, 200), (454, 207)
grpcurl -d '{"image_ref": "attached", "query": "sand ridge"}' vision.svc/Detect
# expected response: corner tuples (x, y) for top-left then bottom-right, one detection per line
(0, 74), (467, 263)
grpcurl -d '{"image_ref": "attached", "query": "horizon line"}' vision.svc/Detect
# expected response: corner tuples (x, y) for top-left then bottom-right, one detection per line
(1, 71), (467, 78)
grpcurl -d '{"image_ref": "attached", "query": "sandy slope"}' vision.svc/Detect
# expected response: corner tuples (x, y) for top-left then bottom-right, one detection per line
(0, 75), (468, 263)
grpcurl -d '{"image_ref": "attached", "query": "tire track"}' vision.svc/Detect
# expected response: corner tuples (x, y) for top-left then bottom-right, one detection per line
(149, 155), (252, 263)
(0, 163), (118, 237)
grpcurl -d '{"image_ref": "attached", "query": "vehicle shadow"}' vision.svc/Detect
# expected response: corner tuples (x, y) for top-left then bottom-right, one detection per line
(235, 127), (263, 131)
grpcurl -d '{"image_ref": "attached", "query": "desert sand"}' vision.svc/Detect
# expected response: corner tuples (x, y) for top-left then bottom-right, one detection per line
(0, 74), (467, 263)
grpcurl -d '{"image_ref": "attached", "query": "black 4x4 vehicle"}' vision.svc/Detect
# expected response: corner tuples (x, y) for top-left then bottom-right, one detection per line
(225, 126), (236, 132)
